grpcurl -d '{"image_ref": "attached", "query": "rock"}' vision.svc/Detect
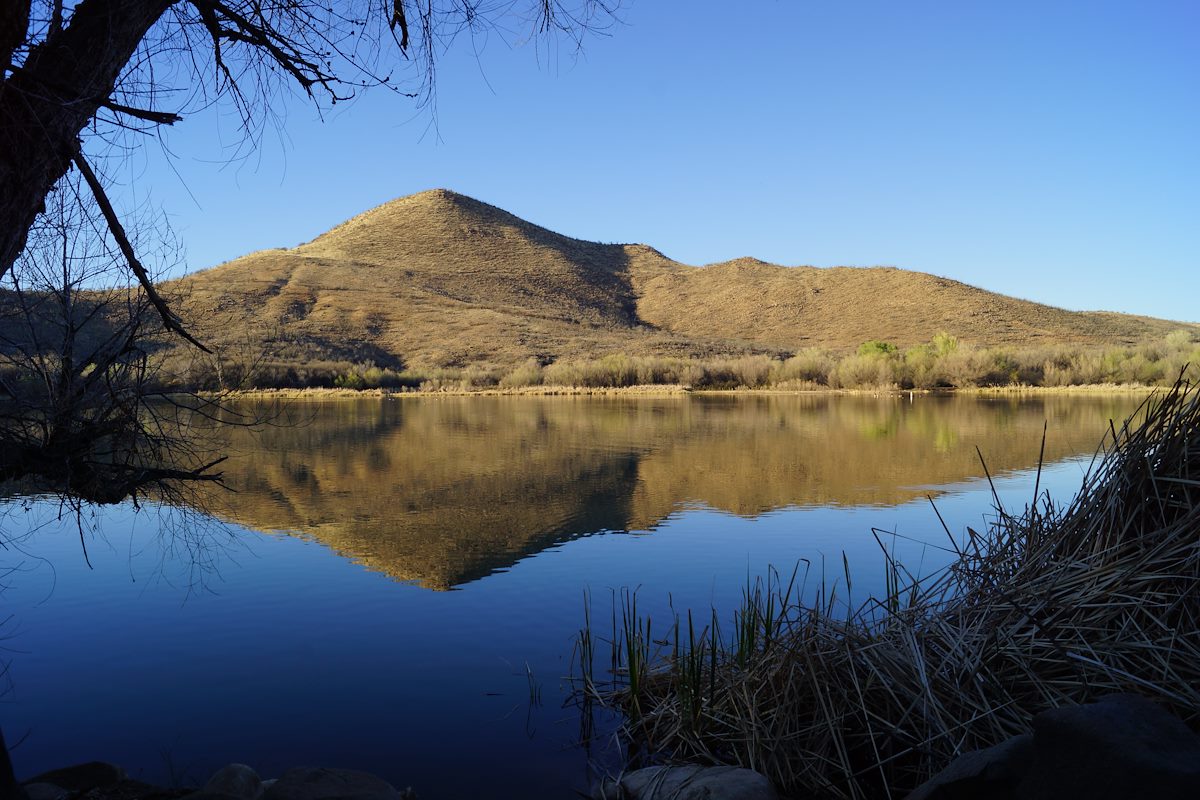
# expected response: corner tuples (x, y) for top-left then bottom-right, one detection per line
(904, 734), (1033, 800)
(77, 779), (189, 800)
(181, 793), (244, 800)
(1015, 693), (1200, 800)
(23, 784), (70, 800)
(26, 763), (125, 792)
(262, 768), (400, 800)
(592, 765), (778, 800)
(906, 693), (1200, 800)
(204, 765), (262, 800)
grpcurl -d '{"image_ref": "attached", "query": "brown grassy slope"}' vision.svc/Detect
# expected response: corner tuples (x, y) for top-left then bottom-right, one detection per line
(632, 255), (1180, 351)
(170, 189), (1188, 370)
(172, 189), (713, 368)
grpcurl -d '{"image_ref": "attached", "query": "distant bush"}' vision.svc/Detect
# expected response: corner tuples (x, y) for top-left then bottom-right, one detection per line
(334, 372), (366, 390)
(461, 365), (501, 390)
(693, 355), (774, 389)
(857, 340), (899, 358)
(499, 358), (544, 388)
(831, 353), (897, 389)
(773, 349), (834, 386)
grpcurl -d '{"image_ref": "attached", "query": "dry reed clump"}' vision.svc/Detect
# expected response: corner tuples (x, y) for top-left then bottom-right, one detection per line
(577, 378), (1200, 799)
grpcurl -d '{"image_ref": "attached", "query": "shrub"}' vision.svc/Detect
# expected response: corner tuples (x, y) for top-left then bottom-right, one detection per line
(499, 359), (545, 388)
(334, 372), (366, 390)
(772, 349), (834, 386)
(728, 355), (774, 388)
(857, 340), (899, 358)
(930, 331), (959, 357)
(831, 353), (897, 389)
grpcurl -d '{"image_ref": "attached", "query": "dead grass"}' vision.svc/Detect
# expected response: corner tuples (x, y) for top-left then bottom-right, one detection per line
(578, 378), (1200, 799)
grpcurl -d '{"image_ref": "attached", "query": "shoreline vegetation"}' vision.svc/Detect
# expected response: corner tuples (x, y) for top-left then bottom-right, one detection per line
(178, 331), (1200, 396)
(197, 382), (1162, 401)
(573, 380), (1200, 798)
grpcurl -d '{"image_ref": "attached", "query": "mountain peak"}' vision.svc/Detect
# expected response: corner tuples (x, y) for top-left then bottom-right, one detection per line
(173, 193), (1189, 371)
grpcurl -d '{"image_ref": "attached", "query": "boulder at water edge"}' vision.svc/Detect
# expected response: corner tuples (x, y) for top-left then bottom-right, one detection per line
(592, 765), (778, 800)
(202, 765), (262, 800)
(262, 768), (407, 800)
(26, 763), (125, 793)
(906, 693), (1200, 800)
(1015, 693), (1200, 800)
(905, 734), (1033, 800)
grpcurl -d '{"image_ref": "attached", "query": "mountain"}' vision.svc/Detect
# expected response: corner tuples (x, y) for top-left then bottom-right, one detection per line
(170, 189), (1185, 370)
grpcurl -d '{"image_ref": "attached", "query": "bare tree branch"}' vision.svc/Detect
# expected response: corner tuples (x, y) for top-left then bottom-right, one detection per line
(391, 0), (411, 52)
(72, 152), (210, 353)
(101, 99), (183, 126)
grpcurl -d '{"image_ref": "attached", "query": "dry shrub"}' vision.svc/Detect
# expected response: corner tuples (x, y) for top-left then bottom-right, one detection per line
(830, 353), (897, 389)
(499, 358), (545, 388)
(773, 349), (834, 386)
(637, 357), (702, 386)
(726, 355), (774, 388)
(459, 365), (500, 389)
(934, 346), (1012, 387)
(582, 380), (1200, 798)
(544, 356), (638, 388)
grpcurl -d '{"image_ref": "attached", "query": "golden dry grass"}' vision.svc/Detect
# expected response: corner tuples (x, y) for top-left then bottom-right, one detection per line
(166, 189), (1191, 372)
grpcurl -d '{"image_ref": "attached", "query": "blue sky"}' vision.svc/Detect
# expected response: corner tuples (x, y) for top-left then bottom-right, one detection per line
(117, 1), (1198, 321)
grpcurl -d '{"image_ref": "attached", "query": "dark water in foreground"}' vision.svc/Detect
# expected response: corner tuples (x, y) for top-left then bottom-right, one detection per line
(0, 394), (1142, 797)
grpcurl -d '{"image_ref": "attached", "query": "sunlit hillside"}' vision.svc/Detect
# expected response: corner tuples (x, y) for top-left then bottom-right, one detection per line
(168, 189), (1186, 372)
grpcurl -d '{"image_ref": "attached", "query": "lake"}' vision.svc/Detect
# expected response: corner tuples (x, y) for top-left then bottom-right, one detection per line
(0, 392), (1144, 798)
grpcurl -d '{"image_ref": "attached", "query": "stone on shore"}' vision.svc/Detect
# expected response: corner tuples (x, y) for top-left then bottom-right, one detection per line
(905, 693), (1200, 800)
(905, 734), (1033, 800)
(1015, 693), (1200, 800)
(203, 765), (262, 800)
(23, 784), (71, 800)
(592, 765), (778, 800)
(262, 768), (404, 800)
(26, 763), (125, 793)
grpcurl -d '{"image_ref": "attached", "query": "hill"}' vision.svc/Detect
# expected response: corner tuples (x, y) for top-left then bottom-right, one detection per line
(168, 189), (1186, 372)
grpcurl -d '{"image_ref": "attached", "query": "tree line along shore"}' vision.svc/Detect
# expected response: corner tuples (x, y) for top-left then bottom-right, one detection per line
(170, 330), (1199, 394)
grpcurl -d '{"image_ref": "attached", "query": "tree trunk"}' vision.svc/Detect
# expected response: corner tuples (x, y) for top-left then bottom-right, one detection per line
(0, 0), (173, 277)
(0, 726), (21, 800)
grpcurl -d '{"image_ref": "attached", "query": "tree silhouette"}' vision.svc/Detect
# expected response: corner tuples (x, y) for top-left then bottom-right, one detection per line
(0, 3), (621, 787)
(0, 0), (618, 336)
(0, 0), (618, 498)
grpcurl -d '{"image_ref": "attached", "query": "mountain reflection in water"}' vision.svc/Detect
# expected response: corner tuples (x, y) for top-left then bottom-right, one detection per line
(186, 393), (1141, 589)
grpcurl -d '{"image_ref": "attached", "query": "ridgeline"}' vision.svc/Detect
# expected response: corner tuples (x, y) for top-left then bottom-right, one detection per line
(169, 189), (1189, 374)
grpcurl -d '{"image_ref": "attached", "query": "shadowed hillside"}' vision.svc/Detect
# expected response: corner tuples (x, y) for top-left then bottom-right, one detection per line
(168, 190), (1187, 372)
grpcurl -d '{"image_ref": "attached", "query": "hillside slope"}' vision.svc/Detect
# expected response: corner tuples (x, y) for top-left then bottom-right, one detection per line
(170, 189), (1185, 370)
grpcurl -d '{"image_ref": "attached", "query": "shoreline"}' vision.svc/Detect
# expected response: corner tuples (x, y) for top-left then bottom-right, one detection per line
(193, 382), (1162, 401)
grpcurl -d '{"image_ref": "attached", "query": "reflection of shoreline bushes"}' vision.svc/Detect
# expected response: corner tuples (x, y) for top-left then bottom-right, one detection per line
(176, 330), (1199, 392)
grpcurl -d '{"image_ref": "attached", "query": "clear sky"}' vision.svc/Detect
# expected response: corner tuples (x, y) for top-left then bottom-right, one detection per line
(115, 0), (1198, 322)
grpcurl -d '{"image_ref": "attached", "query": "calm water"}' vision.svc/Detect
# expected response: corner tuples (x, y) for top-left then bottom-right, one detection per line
(0, 393), (1142, 797)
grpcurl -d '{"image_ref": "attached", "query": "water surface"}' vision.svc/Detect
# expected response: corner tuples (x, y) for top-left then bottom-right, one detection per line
(0, 393), (1141, 797)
